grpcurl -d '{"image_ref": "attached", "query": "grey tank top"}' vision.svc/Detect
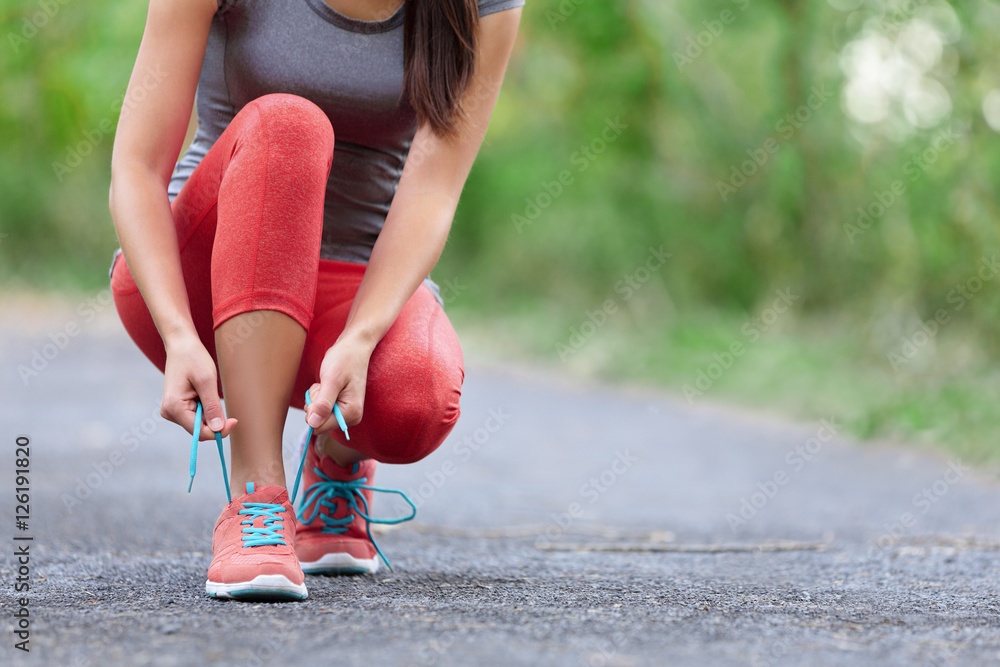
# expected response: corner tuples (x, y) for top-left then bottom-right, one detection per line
(167, 0), (524, 292)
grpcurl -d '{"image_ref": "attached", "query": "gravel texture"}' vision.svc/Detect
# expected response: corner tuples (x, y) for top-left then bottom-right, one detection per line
(2, 309), (999, 665)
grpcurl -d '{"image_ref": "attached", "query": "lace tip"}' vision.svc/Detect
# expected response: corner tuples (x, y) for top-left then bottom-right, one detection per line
(333, 403), (350, 441)
(187, 477), (194, 493)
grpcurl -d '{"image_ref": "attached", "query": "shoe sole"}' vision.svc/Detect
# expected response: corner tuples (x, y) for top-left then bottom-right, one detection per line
(300, 552), (379, 575)
(205, 574), (308, 601)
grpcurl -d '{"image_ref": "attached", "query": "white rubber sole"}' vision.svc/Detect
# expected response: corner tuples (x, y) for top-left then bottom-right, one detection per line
(300, 552), (379, 575)
(205, 574), (308, 601)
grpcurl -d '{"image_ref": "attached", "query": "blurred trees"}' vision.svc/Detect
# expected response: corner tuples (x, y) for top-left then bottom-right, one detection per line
(1, 0), (998, 357)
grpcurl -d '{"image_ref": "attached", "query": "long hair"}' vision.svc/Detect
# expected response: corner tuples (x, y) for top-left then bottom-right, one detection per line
(403, 0), (479, 137)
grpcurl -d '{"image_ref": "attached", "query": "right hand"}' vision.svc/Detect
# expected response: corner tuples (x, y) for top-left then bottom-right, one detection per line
(161, 332), (238, 440)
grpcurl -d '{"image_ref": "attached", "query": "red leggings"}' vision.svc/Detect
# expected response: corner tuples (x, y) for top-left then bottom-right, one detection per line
(111, 94), (464, 464)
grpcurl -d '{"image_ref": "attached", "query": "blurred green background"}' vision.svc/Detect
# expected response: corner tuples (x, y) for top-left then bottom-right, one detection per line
(2, 1), (998, 463)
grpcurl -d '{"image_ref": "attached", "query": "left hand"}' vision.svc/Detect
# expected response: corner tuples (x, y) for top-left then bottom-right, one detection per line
(305, 333), (374, 433)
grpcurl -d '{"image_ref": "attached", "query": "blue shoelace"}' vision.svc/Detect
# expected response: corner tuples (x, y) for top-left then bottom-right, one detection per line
(188, 401), (232, 503)
(298, 466), (417, 571)
(186, 390), (417, 558)
(240, 492), (288, 547)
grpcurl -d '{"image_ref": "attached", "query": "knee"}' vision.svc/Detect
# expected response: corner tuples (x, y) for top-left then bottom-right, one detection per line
(245, 94), (335, 160)
(367, 366), (463, 465)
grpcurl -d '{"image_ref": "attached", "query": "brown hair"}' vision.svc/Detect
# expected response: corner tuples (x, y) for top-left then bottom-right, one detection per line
(403, 0), (480, 137)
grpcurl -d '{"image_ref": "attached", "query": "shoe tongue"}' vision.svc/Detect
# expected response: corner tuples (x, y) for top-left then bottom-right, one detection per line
(319, 455), (367, 479)
(241, 482), (290, 505)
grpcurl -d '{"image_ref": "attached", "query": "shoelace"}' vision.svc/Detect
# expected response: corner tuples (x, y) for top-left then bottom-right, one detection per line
(187, 390), (417, 560)
(298, 467), (417, 571)
(188, 401), (232, 504)
(239, 499), (288, 547)
(186, 391), (324, 506)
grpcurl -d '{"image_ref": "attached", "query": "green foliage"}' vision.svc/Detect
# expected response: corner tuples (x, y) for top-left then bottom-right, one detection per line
(2, 0), (998, 456)
(1, 0), (145, 288)
(449, 0), (1000, 367)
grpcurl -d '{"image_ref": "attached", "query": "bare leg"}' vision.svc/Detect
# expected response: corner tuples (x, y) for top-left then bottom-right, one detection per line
(216, 310), (306, 496)
(316, 432), (368, 467)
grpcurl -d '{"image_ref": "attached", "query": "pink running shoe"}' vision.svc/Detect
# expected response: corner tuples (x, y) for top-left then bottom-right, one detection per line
(294, 433), (415, 574)
(205, 482), (307, 601)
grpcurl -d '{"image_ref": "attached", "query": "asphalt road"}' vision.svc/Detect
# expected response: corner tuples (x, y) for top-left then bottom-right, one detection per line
(2, 299), (1000, 666)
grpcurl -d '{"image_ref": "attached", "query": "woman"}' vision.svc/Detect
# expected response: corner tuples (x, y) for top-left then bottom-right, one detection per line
(108, 0), (523, 601)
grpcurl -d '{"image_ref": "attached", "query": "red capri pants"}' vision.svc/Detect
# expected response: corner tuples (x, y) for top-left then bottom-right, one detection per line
(111, 94), (464, 464)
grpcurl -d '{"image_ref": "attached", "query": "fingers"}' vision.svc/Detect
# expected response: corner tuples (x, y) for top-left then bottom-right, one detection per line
(160, 399), (200, 440)
(189, 404), (221, 441)
(212, 417), (239, 439)
(160, 341), (238, 440)
(305, 379), (364, 434)
(163, 399), (237, 441)
(187, 371), (236, 440)
(305, 383), (334, 430)
(193, 374), (226, 433)
(335, 380), (365, 427)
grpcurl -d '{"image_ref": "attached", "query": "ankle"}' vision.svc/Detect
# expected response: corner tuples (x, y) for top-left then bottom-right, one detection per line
(230, 464), (286, 496)
(315, 433), (367, 468)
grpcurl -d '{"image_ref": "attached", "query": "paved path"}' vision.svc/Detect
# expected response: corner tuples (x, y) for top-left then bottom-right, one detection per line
(2, 302), (1000, 665)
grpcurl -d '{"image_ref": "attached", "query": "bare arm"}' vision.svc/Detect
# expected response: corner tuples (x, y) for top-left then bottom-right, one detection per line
(109, 0), (236, 438)
(306, 8), (523, 431)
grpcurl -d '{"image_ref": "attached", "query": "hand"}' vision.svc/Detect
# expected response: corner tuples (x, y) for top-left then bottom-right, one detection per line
(161, 331), (238, 440)
(305, 333), (374, 433)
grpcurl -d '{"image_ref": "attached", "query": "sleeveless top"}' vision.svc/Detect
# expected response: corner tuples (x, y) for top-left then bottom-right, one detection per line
(112, 0), (524, 300)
